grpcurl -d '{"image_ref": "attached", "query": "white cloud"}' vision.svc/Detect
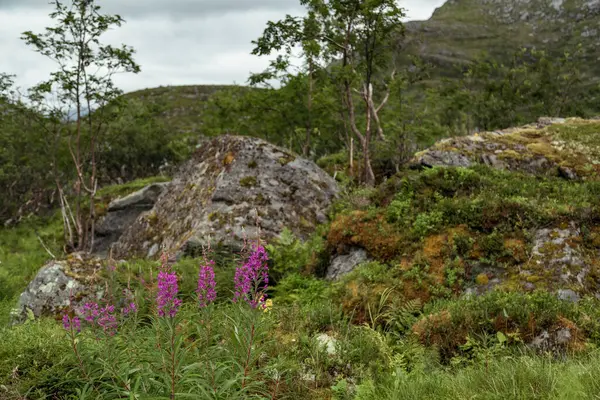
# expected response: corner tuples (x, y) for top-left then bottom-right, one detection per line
(0, 0), (447, 94)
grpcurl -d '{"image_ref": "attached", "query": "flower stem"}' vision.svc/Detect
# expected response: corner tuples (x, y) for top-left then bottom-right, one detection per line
(170, 322), (176, 400)
(241, 320), (256, 390)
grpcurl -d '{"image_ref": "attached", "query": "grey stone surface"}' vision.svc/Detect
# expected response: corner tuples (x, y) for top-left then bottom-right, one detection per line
(315, 333), (338, 355)
(412, 118), (577, 178)
(94, 182), (169, 256)
(112, 135), (339, 258)
(12, 254), (103, 324)
(107, 182), (169, 211)
(326, 248), (371, 280)
(530, 328), (574, 353)
(417, 150), (473, 168)
(558, 289), (581, 302)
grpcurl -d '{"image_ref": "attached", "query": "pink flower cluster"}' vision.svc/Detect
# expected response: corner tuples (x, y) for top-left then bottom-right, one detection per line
(80, 302), (100, 323)
(196, 260), (217, 308)
(62, 314), (81, 332)
(97, 305), (118, 335)
(61, 247), (271, 333)
(122, 302), (137, 316)
(75, 302), (119, 335)
(233, 245), (270, 309)
(157, 266), (182, 318)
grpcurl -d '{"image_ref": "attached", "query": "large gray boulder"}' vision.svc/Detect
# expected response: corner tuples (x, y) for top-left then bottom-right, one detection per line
(12, 253), (103, 323)
(93, 182), (169, 257)
(112, 135), (339, 258)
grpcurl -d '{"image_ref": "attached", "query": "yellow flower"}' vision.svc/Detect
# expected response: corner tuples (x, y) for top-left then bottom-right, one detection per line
(263, 299), (273, 313)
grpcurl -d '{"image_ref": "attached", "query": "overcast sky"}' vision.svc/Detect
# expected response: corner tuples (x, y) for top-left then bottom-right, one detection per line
(0, 0), (447, 94)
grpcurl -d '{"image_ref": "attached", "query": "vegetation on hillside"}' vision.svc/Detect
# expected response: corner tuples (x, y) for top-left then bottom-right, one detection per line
(3, 0), (600, 398)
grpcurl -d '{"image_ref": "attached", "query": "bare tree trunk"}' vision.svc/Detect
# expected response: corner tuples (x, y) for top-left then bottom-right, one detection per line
(303, 62), (314, 157)
(345, 82), (375, 186)
(349, 137), (354, 178)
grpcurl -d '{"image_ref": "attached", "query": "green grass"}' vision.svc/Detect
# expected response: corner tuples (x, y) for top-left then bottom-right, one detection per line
(0, 214), (64, 324)
(95, 175), (171, 199)
(355, 352), (600, 399)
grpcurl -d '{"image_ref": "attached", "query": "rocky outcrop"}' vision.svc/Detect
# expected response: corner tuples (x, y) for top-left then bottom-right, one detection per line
(470, 222), (600, 299)
(326, 248), (371, 280)
(112, 135), (339, 259)
(12, 253), (104, 324)
(403, 0), (600, 80)
(94, 182), (169, 256)
(413, 118), (600, 180)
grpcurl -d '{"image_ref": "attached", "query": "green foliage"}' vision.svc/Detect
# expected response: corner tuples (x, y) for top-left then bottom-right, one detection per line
(271, 273), (331, 306)
(412, 211), (445, 238)
(0, 319), (77, 399)
(354, 352), (600, 400)
(0, 214), (63, 309)
(440, 46), (594, 134)
(265, 228), (327, 281)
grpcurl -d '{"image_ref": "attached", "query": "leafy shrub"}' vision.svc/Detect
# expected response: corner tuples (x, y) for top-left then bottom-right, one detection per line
(266, 228), (328, 281)
(271, 273), (331, 306)
(412, 290), (591, 360)
(412, 211), (445, 238)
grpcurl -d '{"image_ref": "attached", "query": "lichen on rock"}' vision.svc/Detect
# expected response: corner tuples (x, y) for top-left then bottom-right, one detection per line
(413, 118), (600, 180)
(12, 253), (104, 324)
(111, 135), (339, 259)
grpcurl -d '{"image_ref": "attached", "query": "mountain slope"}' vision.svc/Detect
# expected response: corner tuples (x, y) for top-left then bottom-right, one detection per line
(404, 0), (600, 77)
(122, 85), (234, 135)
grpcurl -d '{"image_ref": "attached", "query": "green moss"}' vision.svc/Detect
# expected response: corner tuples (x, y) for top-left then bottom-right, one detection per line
(96, 176), (170, 199)
(247, 160), (258, 169)
(146, 211), (159, 226)
(475, 273), (489, 285)
(239, 176), (258, 187)
(278, 153), (296, 166)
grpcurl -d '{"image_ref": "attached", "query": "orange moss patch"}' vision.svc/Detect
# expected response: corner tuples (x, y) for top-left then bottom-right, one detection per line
(589, 227), (600, 248)
(423, 234), (448, 283)
(400, 279), (433, 304)
(469, 243), (483, 259)
(504, 238), (527, 263)
(411, 310), (462, 349)
(556, 317), (586, 353)
(327, 211), (403, 261)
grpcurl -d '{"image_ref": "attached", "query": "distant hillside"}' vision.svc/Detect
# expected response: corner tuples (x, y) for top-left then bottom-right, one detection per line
(122, 85), (236, 135)
(404, 0), (600, 79)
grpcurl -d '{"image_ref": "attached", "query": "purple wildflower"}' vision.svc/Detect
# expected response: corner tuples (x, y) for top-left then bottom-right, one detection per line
(97, 305), (118, 335)
(122, 302), (137, 316)
(196, 260), (217, 308)
(233, 244), (269, 309)
(80, 302), (100, 324)
(121, 288), (137, 316)
(62, 314), (81, 333)
(156, 257), (182, 318)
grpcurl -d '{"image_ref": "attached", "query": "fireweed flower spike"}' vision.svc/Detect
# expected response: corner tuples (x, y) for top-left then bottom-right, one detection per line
(122, 302), (137, 316)
(62, 314), (81, 333)
(156, 255), (182, 318)
(121, 288), (137, 316)
(196, 260), (217, 307)
(97, 305), (118, 335)
(80, 302), (100, 324)
(233, 244), (270, 308)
